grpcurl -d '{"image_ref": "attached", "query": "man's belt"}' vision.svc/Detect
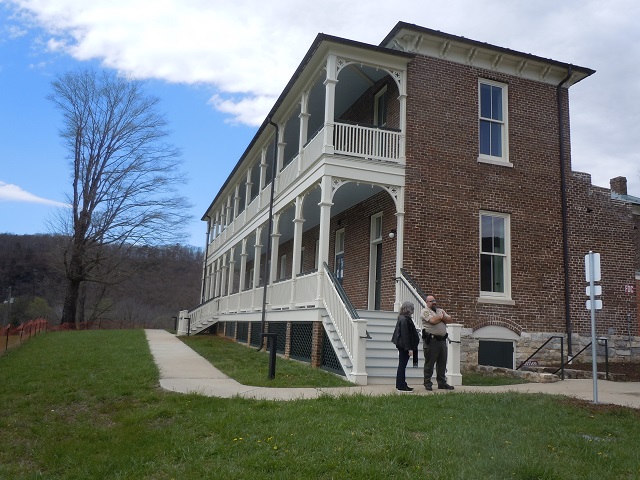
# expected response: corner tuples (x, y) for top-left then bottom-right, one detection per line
(422, 330), (448, 342)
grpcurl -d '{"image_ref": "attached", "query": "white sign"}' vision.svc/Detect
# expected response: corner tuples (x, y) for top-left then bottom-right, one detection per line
(585, 285), (602, 296)
(586, 299), (602, 310)
(584, 252), (601, 282)
(625, 284), (635, 294)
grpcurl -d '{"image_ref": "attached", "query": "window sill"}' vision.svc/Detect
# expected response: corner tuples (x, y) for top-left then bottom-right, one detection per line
(477, 297), (516, 306)
(477, 156), (513, 168)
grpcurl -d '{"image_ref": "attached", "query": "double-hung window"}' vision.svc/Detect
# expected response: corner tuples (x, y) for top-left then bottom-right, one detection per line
(478, 80), (510, 166)
(479, 211), (512, 302)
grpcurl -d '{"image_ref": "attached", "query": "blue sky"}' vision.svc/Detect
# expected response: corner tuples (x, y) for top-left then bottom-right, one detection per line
(1, 0), (639, 248)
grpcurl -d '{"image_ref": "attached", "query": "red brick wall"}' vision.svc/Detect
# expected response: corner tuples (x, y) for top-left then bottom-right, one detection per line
(566, 172), (638, 336)
(288, 191), (397, 311)
(637, 277), (640, 335)
(399, 56), (569, 332)
(393, 54), (638, 337)
(333, 191), (397, 311)
(338, 75), (400, 130)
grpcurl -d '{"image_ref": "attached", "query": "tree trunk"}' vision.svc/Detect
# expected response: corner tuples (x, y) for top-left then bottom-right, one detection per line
(61, 241), (86, 326)
(78, 282), (86, 327)
(61, 278), (80, 326)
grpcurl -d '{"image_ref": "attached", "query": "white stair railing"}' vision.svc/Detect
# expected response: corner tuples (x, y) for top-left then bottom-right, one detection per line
(396, 269), (426, 331)
(321, 263), (368, 384)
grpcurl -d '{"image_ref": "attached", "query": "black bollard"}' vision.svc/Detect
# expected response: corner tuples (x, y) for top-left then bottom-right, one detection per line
(262, 333), (278, 379)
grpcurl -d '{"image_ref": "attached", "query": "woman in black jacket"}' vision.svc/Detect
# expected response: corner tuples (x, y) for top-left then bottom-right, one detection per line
(391, 301), (420, 392)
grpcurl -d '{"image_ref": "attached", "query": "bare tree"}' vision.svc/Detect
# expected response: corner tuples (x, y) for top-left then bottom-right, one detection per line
(48, 69), (192, 325)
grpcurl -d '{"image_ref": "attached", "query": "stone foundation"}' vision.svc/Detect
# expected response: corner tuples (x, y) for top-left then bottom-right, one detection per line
(461, 329), (640, 369)
(465, 364), (560, 383)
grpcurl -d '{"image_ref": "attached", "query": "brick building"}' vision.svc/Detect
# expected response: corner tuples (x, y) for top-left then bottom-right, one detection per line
(178, 22), (640, 384)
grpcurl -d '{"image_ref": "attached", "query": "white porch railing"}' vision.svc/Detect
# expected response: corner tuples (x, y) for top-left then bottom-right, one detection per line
(238, 289), (253, 312)
(278, 156), (299, 194)
(270, 280), (292, 309)
(245, 196), (259, 222)
(294, 272), (318, 307)
(206, 122), (402, 262)
(187, 273), (321, 329)
(334, 123), (401, 162)
(259, 186), (271, 207)
(303, 129), (324, 171)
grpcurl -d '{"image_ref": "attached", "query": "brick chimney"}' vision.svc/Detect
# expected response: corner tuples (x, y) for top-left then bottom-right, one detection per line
(610, 176), (628, 195)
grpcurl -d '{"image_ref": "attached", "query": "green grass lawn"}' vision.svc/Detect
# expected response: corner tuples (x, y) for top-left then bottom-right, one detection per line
(180, 334), (354, 387)
(1, 330), (638, 479)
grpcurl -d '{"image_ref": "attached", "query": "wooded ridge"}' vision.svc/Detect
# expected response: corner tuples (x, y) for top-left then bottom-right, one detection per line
(0, 233), (202, 329)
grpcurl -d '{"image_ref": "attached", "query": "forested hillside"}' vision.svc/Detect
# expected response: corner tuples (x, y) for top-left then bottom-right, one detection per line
(0, 234), (203, 328)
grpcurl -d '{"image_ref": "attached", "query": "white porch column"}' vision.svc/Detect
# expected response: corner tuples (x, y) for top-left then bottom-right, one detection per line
(298, 93), (309, 173)
(232, 184), (240, 233)
(226, 196), (233, 230)
(394, 186), (406, 312)
(219, 209), (226, 241)
(252, 227), (263, 310)
(244, 169), (252, 219)
(289, 196), (305, 307)
(214, 257), (221, 298)
(269, 213), (281, 283)
(276, 126), (285, 174)
(239, 238), (248, 293)
(316, 175), (333, 303)
(258, 149), (267, 208)
(291, 196), (304, 277)
(203, 264), (210, 301)
(227, 247), (236, 296)
(323, 55), (337, 154)
(447, 323), (463, 386)
(215, 210), (221, 240)
(398, 90), (407, 164)
(220, 253), (228, 298)
(208, 264), (215, 300)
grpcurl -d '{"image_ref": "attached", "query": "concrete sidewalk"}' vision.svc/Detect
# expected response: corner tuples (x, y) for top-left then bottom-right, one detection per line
(145, 329), (640, 408)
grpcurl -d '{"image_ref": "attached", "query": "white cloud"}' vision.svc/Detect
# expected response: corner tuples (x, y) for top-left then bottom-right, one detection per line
(209, 94), (278, 127)
(4, 0), (640, 192)
(0, 182), (70, 207)
(6, 24), (27, 39)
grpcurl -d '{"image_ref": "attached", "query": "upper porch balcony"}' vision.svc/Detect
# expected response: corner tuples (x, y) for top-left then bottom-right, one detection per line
(210, 119), (404, 255)
(205, 45), (410, 258)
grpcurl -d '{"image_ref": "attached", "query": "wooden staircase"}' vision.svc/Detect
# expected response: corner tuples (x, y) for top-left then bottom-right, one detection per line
(359, 310), (424, 385)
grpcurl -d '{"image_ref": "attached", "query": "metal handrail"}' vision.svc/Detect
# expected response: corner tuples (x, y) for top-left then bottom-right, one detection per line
(396, 276), (426, 311)
(399, 268), (428, 305)
(395, 269), (429, 333)
(323, 262), (360, 319)
(554, 338), (609, 380)
(516, 335), (565, 379)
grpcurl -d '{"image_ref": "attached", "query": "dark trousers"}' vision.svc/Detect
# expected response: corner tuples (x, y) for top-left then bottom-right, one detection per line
(396, 348), (410, 389)
(423, 339), (448, 387)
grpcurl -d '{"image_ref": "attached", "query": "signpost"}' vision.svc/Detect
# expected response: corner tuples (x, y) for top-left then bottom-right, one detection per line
(585, 251), (601, 404)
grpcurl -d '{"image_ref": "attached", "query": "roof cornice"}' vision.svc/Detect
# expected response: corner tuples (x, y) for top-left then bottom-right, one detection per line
(380, 22), (595, 87)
